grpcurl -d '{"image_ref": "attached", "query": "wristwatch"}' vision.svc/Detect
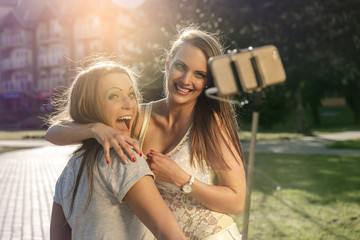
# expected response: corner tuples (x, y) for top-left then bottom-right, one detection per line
(182, 175), (195, 194)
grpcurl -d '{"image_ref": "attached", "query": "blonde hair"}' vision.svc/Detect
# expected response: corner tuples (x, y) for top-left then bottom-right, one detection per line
(47, 59), (140, 216)
(166, 26), (243, 169)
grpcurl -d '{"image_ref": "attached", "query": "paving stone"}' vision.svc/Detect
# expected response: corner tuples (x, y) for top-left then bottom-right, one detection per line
(0, 145), (74, 240)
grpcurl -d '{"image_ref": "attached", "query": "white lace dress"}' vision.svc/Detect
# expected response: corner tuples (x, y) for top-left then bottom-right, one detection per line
(139, 102), (236, 240)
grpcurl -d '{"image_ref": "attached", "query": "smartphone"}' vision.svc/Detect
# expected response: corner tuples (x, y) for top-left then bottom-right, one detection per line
(208, 45), (286, 96)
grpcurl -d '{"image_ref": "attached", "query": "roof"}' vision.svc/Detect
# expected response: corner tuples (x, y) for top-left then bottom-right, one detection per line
(0, 9), (29, 30)
(0, 0), (18, 21)
(12, 0), (49, 22)
(0, 0), (17, 7)
(36, 3), (61, 22)
(0, 0), (120, 29)
(11, 0), (83, 24)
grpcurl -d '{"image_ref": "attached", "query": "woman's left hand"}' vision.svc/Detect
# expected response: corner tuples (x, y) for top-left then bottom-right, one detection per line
(146, 151), (189, 188)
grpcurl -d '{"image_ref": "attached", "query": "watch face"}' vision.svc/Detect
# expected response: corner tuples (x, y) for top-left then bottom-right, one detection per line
(183, 184), (193, 193)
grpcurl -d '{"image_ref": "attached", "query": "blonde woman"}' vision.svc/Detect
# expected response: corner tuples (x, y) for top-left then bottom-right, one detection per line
(46, 27), (246, 239)
(49, 61), (185, 240)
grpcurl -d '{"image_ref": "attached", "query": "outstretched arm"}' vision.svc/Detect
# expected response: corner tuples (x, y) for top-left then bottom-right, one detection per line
(124, 176), (186, 240)
(45, 122), (141, 164)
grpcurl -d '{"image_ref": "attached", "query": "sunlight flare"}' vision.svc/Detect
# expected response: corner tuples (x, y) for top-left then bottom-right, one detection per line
(112, 0), (146, 9)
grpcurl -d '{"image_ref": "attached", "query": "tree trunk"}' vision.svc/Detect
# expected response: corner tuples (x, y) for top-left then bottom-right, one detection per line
(310, 103), (321, 127)
(345, 79), (360, 124)
(353, 80), (360, 124)
(293, 86), (313, 135)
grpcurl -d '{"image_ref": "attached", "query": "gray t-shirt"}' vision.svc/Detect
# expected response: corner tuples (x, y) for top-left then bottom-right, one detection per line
(54, 149), (155, 240)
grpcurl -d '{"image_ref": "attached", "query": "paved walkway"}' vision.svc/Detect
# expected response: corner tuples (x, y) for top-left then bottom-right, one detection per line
(0, 131), (359, 239)
(0, 145), (76, 240)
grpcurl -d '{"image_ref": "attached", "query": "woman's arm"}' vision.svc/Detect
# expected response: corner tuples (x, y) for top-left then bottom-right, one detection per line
(147, 128), (246, 216)
(124, 176), (186, 240)
(50, 202), (71, 240)
(45, 122), (141, 163)
(45, 121), (94, 145)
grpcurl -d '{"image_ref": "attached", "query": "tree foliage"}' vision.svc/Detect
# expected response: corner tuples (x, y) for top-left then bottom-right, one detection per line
(126, 0), (360, 130)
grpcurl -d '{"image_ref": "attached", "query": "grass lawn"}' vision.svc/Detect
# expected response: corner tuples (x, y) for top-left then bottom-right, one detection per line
(252, 106), (360, 133)
(234, 153), (360, 240)
(327, 139), (360, 150)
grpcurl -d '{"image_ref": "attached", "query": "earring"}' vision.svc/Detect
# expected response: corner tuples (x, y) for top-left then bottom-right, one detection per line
(205, 86), (209, 89)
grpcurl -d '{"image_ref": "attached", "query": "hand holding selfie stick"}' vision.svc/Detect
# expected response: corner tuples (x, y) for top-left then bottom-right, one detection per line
(206, 45), (286, 240)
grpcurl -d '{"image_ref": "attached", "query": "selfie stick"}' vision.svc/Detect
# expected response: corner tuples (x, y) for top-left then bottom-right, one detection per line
(241, 111), (259, 240)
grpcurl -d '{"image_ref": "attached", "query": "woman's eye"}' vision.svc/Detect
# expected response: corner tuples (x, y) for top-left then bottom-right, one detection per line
(195, 72), (206, 79)
(174, 63), (185, 71)
(108, 94), (119, 100)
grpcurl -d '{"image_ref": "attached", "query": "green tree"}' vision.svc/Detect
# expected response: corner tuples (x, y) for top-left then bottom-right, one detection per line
(129, 0), (360, 131)
(327, 0), (360, 123)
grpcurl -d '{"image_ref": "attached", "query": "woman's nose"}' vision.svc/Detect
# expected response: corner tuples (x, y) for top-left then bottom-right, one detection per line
(179, 71), (191, 84)
(122, 96), (135, 109)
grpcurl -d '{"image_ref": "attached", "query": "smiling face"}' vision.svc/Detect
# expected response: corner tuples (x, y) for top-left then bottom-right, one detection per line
(100, 72), (138, 135)
(166, 43), (208, 106)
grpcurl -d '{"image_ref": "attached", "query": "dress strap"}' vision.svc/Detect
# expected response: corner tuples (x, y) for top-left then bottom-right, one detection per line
(139, 102), (153, 149)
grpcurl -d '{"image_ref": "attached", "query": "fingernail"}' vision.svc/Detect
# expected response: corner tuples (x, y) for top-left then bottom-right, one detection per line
(132, 157), (136, 162)
(140, 152), (143, 157)
(107, 160), (110, 165)
(150, 149), (155, 153)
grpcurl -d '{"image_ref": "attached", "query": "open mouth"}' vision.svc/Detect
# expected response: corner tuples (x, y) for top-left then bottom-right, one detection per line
(175, 84), (191, 94)
(117, 116), (132, 130)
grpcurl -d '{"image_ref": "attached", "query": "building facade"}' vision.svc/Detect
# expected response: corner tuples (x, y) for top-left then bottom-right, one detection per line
(0, 0), (127, 114)
(0, 10), (35, 112)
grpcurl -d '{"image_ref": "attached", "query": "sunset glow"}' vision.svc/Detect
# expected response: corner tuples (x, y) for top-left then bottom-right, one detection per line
(112, 0), (146, 9)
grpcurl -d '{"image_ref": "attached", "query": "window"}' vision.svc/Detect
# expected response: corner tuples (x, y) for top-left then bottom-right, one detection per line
(38, 47), (47, 66)
(37, 23), (47, 40)
(50, 20), (61, 38)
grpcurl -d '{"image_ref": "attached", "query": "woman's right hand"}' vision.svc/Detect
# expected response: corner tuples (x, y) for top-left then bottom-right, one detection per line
(91, 122), (142, 164)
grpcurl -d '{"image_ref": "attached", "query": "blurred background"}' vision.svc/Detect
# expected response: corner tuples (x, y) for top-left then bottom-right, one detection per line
(0, 0), (359, 134)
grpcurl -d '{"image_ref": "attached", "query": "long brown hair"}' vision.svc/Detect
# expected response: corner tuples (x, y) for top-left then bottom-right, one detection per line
(48, 60), (140, 216)
(167, 26), (243, 169)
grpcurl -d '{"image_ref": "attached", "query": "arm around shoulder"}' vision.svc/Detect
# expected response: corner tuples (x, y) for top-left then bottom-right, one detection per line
(45, 121), (96, 145)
